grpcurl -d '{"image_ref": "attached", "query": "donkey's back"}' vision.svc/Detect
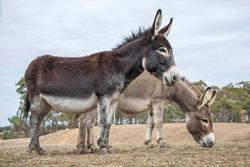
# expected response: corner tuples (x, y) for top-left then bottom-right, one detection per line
(25, 53), (122, 98)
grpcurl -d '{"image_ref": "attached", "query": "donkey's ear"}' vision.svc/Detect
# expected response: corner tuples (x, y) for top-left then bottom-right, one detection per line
(207, 89), (217, 107)
(197, 87), (217, 109)
(159, 18), (173, 37)
(150, 9), (162, 40)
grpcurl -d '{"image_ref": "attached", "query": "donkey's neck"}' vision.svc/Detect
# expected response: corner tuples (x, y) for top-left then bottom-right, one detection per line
(169, 81), (199, 112)
(115, 38), (149, 87)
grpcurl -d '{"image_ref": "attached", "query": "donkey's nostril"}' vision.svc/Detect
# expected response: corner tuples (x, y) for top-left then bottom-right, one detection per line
(208, 140), (215, 147)
(173, 75), (176, 81)
(201, 142), (206, 147)
(172, 74), (178, 83)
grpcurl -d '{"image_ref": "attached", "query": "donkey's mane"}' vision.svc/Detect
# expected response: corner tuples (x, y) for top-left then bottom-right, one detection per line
(115, 27), (150, 49)
(180, 77), (203, 98)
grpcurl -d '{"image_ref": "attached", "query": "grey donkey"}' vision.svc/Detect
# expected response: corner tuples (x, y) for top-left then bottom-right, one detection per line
(77, 72), (217, 153)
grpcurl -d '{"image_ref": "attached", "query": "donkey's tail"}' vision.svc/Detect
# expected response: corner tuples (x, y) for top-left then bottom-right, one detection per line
(22, 93), (30, 119)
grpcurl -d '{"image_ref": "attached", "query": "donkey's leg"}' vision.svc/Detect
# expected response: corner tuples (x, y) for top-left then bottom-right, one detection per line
(86, 120), (97, 153)
(85, 110), (97, 153)
(77, 114), (88, 154)
(96, 96), (111, 152)
(152, 101), (166, 148)
(29, 96), (50, 155)
(103, 102), (118, 151)
(144, 110), (155, 148)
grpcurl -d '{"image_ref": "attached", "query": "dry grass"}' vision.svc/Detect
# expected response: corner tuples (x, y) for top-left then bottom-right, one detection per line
(0, 123), (250, 167)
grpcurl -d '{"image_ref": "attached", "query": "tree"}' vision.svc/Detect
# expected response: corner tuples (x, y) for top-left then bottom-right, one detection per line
(164, 103), (184, 123)
(211, 81), (250, 122)
(16, 77), (27, 118)
(8, 115), (21, 131)
(7, 77), (29, 135)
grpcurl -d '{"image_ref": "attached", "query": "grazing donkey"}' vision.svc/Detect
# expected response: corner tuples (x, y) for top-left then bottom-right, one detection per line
(23, 9), (179, 155)
(77, 72), (217, 153)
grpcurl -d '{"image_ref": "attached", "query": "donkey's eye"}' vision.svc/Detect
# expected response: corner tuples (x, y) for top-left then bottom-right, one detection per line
(158, 47), (167, 53)
(157, 47), (169, 57)
(201, 118), (209, 124)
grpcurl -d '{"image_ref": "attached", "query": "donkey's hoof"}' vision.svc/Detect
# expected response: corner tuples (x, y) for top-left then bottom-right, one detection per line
(28, 148), (34, 153)
(80, 147), (89, 154)
(28, 145), (37, 153)
(144, 139), (151, 145)
(88, 145), (98, 153)
(36, 148), (46, 155)
(76, 143), (85, 150)
(144, 140), (154, 149)
(146, 142), (154, 149)
(157, 139), (167, 148)
(157, 138), (167, 148)
(158, 142), (167, 148)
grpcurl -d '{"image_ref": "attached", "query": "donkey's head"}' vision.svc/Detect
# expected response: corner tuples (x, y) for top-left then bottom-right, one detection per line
(185, 87), (217, 148)
(142, 9), (179, 86)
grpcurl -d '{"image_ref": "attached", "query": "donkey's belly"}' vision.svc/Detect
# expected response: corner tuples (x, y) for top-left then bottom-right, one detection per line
(118, 98), (151, 114)
(40, 94), (97, 114)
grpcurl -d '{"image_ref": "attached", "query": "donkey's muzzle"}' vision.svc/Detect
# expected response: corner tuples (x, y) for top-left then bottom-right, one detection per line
(200, 133), (215, 148)
(163, 66), (179, 87)
(208, 140), (215, 147)
(201, 139), (215, 148)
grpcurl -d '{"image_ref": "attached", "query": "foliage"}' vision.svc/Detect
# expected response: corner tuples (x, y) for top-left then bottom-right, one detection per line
(1, 131), (17, 140)
(15, 77), (27, 118)
(211, 81), (250, 122)
(8, 116), (21, 131)
(0, 126), (11, 132)
(164, 103), (184, 123)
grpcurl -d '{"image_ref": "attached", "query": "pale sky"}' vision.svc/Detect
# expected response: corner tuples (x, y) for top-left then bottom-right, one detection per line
(0, 0), (250, 126)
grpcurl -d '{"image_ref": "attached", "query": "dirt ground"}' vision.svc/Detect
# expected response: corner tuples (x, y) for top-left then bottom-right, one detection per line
(0, 123), (250, 167)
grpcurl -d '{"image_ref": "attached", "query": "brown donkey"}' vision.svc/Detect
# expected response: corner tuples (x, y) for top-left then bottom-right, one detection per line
(77, 72), (217, 153)
(23, 9), (179, 155)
